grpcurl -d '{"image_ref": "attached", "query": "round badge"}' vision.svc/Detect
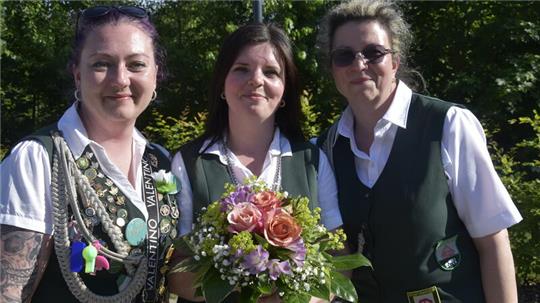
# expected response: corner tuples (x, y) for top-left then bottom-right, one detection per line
(125, 218), (147, 246)
(117, 208), (128, 219)
(84, 168), (97, 180)
(116, 217), (126, 227)
(159, 218), (171, 234)
(160, 205), (171, 217)
(76, 156), (90, 169)
(84, 207), (96, 217)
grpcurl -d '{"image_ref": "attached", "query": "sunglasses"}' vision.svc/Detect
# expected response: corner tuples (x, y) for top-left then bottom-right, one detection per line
(76, 6), (148, 35)
(331, 45), (395, 67)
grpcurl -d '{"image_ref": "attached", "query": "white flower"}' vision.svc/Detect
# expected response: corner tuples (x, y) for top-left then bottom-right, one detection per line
(150, 169), (179, 194)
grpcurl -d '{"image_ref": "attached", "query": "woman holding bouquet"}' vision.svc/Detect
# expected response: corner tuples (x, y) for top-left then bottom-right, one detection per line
(0, 6), (177, 302)
(170, 23), (343, 301)
(316, 0), (522, 302)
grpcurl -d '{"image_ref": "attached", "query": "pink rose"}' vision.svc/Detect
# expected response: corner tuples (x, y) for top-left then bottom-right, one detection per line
(251, 191), (282, 212)
(227, 202), (263, 234)
(264, 209), (302, 247)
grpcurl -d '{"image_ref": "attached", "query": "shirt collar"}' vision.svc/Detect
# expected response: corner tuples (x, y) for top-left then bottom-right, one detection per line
(199, 128), (293, 165)
(336, 80), (412, 145)
(57, 102), (148, 158)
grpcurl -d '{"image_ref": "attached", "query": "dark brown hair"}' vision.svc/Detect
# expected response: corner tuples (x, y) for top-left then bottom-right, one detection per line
(204, 22), (304, 145)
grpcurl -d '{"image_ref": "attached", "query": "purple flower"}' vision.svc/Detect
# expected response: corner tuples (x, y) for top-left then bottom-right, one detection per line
(286, 238), (306, 267)
(241, 245), (269, 274)
(220, 185), (253, 211)
(267, 259), (292, 280)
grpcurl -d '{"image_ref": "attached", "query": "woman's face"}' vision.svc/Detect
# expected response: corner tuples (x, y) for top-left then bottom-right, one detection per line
(224, 42), (285, 124)
(331, 20), (398, 106)
(73, 22), (158, 125)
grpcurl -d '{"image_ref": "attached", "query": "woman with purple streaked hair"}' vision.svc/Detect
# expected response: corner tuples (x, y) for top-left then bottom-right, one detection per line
(0, 6), (176, 303)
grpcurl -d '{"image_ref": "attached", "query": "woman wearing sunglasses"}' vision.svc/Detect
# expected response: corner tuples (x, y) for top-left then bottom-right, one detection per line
(169, 23), (342, 302)
(316, 1), (521, 302)
(0, 6), (177, 302)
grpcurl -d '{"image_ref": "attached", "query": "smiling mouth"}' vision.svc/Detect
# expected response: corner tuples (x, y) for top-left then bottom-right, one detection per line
(107, 95), (132, 101)
(243, 93), (267, 100)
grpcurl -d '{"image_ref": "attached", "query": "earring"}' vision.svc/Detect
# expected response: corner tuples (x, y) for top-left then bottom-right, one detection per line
(74, 89), (81, 102)
(279, 100), (286, 108)
(151, 90), (157, 101)
(220, 92), (226, 100)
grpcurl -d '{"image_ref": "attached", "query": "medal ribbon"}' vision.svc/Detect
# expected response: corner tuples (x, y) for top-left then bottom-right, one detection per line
(141, 154), (162, 302)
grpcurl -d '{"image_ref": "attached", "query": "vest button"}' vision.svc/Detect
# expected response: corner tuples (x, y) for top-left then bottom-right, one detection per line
(364, 192), (370, 198)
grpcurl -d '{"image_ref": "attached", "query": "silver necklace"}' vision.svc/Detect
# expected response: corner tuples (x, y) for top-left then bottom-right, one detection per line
(220, 139), (282, 191)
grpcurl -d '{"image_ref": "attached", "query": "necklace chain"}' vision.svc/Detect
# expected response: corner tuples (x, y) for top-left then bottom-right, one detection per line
(221, 139), (281, 191)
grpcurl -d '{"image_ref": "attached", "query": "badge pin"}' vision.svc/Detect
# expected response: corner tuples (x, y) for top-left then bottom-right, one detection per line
(115, 196), (125, 206)
(406, 286), (441, 303)
(84, 207), (96, 217)
(76, 156), (90, 170)
(116, 217), (126, 227)
(160, 204), (171, 217)
(117, 208), (128, 219)
(84, 168), (98, 180)
(434, 235), (460, 271)
(170, 206), (179, 219)
(159, 218), (171, 234)
(125, 218), (147, 246)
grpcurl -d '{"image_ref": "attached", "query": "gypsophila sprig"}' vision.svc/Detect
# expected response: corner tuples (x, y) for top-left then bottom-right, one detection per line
(172, 180), (369, 303)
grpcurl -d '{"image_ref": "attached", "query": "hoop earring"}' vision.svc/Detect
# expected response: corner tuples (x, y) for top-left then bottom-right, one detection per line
(74, 89), (81, 102)
(279, 100), (286, 108)
(220, 92), (226, 100)
(151, 90), (157, 101)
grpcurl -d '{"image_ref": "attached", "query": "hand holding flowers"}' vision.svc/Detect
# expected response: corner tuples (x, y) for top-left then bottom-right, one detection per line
(172, 180), (369, 303)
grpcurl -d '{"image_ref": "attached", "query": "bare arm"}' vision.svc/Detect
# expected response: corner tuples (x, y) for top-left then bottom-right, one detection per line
(473, 229), (518, 303)
(0, 225), (53, 303)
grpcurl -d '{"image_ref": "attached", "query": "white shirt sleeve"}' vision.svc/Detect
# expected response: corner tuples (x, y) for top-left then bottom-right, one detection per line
(0, 140), (53, 234)
(317, 148), (343, 230)
(171, 151), (194, 236)
(442, 107), (522, 238)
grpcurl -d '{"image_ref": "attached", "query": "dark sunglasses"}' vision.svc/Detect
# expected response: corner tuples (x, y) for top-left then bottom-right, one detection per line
(76, 6), (148, 35)
(331, 45), (395, 67)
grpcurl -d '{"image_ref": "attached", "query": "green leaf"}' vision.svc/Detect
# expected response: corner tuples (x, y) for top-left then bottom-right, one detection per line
(257, 280), (273, 295)
(169, 256), (200, 273)
(239, 287), (261, 303)
(332, 254), (372, 271)
(330, 271), (358, 303)
(202, 268), (236, 303)
(307, 282), (331, 301)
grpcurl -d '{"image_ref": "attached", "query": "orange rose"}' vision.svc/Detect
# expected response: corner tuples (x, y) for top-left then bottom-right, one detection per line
(251, 191), (282, 212)
(264, 208), (302, 247)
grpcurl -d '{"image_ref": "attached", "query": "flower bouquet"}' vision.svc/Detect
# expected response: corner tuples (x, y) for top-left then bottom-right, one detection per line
(172, 180), (370, 302)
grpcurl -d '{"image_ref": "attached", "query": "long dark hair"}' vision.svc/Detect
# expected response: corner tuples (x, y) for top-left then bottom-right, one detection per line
(204, 22), (304, 145)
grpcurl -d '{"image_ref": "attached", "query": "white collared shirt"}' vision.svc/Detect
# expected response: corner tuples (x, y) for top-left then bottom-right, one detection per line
(334, 81), (522, 238)
(172, 128), (342, 235)
(0, 102), (150, 234)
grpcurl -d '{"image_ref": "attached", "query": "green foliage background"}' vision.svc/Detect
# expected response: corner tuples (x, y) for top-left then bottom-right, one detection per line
(1, 0), (539, 286)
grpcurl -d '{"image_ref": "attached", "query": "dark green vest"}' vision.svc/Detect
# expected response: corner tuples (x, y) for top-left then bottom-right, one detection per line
(179, 137), (320, 214)
(318, 94), (484, 303)
(22, 124), (176, 303)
